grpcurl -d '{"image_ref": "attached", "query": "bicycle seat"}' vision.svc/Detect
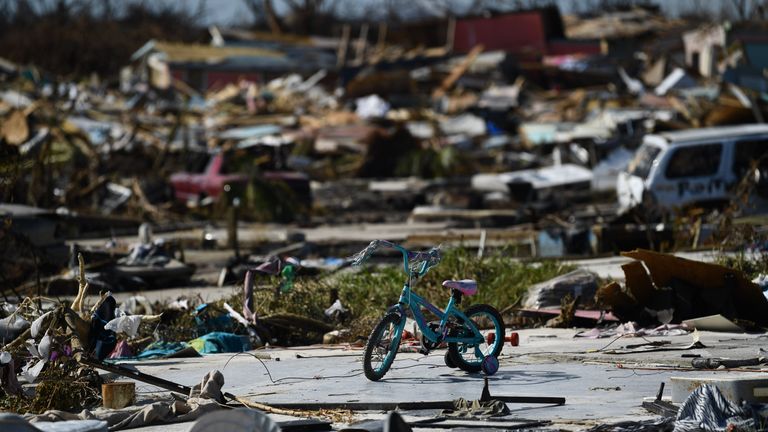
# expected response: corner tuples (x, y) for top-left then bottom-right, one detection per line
(442, 279), (477, 296)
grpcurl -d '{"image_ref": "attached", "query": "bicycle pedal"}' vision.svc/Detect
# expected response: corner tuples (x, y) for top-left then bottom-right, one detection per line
(418, 346), (431, 355)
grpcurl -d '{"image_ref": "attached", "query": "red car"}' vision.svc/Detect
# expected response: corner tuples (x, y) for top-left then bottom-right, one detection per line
(170, 151), (311, 213)
(170, 152), (247, 204)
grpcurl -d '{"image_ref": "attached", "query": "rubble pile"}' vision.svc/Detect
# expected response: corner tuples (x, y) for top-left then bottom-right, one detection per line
(2, 8), (768, 265)
(2, 3), (768, 431)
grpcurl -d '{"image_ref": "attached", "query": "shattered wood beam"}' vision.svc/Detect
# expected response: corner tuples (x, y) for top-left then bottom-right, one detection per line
(265, 0), (282, 35)
(229, 395), (322, 418)
(433, 44), (484, 99)
(153, 111), (182, 173)
(354, 24), (369, 64)
(336, 24), (351, 68)
(72, 253), (88, 317)
(172, 79), (200, 98)
(376, 22), (387, 53)
(131, 178), (162, 217)
(0, 328), (31, 353)
(445, 17), (456, 52)
(64, 307), (91, 351)
(67, 175), (107, 202)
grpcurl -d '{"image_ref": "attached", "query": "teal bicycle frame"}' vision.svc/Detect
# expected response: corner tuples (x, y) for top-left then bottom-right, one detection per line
(382, 241), (485, 348)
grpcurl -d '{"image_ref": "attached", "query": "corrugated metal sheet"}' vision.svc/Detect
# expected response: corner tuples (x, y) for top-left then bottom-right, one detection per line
(454, 12), (549, 53)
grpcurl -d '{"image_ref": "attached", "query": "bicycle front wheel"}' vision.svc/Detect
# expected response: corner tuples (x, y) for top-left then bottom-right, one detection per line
(363, 312), (403, 381)
(448, 304), (504, 373)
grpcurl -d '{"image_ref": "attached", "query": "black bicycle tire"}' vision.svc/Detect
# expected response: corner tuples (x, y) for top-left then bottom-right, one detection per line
(447, 304), (504, 373)
(363, 313), (402, 381)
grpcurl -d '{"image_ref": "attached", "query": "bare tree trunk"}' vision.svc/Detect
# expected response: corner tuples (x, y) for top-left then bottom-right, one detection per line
(728, 0), (751, 20)
(264, 0), (283, 35)
(245, 0), (283, 34)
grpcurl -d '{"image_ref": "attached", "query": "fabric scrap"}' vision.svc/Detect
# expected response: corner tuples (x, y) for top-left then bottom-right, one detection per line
(104, 316), (142, 338)
(137, 341), (189, 359)
(441, 398), (510, 418)
(189, 370), (225, 402)
(107, 341), (134, 360)
(674, 384), (757, 432)
(188, 332), (250, 354)
(30, 312), (53, 339)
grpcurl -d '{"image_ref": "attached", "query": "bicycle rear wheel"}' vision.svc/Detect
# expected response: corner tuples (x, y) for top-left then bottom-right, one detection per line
(363, 313), (403, 381)
(447, 304), (504, 373)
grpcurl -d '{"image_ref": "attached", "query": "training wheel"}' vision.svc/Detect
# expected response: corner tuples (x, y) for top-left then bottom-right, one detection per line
(481, 355), (499, 375)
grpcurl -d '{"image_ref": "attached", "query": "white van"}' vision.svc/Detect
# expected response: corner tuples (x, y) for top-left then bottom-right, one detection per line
(617, 125), (768, 215)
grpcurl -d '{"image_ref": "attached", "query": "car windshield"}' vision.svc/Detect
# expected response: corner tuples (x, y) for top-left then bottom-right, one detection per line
(627, 144), (661, 179)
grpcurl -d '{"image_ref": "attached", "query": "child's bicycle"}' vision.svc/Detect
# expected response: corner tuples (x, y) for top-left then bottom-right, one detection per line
(351, 240), (505, 381)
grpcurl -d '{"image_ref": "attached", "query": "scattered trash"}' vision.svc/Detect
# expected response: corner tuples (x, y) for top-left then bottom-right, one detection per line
(523, 269), (599, 310)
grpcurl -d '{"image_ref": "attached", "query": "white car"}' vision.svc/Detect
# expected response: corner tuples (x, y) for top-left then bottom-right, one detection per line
(617, 125), (768, 215)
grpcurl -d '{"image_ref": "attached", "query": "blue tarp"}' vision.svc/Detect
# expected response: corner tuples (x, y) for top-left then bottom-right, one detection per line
(189, 332), (251, 354)
(137, 341), (190, 359)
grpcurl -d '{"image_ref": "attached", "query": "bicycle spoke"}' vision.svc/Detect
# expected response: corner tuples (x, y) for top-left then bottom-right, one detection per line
(371, 323), (396, 372)
(458, 312), (495, 364)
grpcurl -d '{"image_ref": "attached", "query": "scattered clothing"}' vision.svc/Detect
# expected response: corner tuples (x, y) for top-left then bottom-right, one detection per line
(107, 340), (134, 360)
(674, 384), (759, 432)
(441, 398), (510, 418)
(136, 341), (190, 359)
(189, 370), (225, 403)
(188, 332), (251, 354)
(89, 296), (117, 360)
(104, 316), (142, 338)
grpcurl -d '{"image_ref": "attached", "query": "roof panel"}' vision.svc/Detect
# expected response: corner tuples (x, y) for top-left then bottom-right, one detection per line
(659, 125), (768, 143)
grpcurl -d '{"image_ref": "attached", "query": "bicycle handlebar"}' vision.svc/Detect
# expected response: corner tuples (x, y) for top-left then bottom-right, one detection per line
(350, 239), (441, 276)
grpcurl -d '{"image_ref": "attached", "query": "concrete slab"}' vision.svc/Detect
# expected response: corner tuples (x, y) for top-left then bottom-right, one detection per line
(111, 328), (768, 431)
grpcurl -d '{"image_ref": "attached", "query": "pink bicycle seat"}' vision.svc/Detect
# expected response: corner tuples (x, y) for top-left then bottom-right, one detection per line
(442, 279), (478, 296)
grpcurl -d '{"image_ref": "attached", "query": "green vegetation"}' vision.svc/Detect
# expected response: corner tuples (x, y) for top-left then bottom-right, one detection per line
(713, 218), (768, 279)
(335, 247), (574, 319)
(220, 247), (574, 340)
(714, 250), (768, 280)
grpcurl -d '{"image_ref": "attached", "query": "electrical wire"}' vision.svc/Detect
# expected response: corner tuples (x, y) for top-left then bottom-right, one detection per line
(608, 369), (669, 379)
(222, 349), (444, 385)
(594, 334), (632, 352)
(221, 351), (366, 384)
(222, 351), (277, 383)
